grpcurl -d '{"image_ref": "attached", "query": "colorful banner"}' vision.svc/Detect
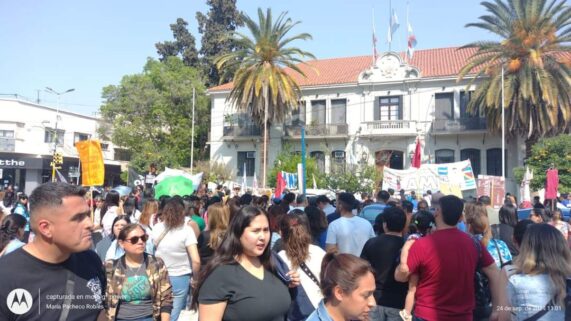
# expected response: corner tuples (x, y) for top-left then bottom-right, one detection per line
(477, 175), (505, 209)
(75, 140), (105, 186)
(382, 160), (476, 195)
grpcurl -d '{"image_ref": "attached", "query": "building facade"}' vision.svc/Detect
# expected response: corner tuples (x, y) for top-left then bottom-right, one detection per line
(208, 47), (527, 195)
(0, 98), (124, 195)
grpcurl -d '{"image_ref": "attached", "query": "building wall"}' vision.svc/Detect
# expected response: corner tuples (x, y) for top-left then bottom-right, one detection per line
(209, 68), (526, 195)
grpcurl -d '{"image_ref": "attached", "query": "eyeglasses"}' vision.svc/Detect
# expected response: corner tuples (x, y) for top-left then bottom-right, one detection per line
(125, 234), (148, 244)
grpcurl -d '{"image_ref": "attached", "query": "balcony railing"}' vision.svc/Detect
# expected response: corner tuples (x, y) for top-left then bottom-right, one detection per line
(0, 137), (15, 152)
(222, 124), (261, 137)
(432, 118), (487, 132)
(360, 120), (417, 136)
(284, 123), (348, 137)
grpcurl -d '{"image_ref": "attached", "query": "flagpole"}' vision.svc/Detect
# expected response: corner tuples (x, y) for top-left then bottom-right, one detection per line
(406, 1), (409, 63)
(190, 87), (195, 174)
(389, 0), (392, 52)
(372, 7), (376, 65)
(501, 66), (505, 180)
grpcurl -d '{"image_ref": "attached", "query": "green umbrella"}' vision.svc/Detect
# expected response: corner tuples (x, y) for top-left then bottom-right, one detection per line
(154, 175), (195, 199)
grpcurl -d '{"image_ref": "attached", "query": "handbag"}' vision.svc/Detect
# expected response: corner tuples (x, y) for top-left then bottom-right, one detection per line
(472, 236), (492, 319)
(272, 253), (316, 321)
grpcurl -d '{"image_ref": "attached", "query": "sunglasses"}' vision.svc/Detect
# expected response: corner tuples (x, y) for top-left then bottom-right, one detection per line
(125, 234), (148, 244)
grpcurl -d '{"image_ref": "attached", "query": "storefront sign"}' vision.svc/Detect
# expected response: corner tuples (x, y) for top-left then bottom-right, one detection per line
(0, 155), (44, 169)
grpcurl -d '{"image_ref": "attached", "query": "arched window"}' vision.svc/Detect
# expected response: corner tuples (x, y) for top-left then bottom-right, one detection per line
(435, 149), (455, 164)
(310, 151), (325, 172)
(461, 149), (481, 177)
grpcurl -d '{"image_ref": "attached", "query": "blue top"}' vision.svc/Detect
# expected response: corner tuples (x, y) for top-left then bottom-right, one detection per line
(306, 300), (334, 321)
(358, 203), (387, 225)
(475, 235), (512, 267)
(13, 204), (30, 232)
(507, 272), (564, 320)
(2, 239), (25, 256)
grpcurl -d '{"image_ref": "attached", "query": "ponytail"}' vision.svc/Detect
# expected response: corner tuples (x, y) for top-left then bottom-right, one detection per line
(279, 214), (312, 269)
(0, 214), (27, 253)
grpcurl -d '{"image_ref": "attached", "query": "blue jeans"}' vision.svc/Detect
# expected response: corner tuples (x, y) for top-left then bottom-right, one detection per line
(170, 274), (191, 321)
(369, 305), (402, 321)
(117, 318), (153, 321)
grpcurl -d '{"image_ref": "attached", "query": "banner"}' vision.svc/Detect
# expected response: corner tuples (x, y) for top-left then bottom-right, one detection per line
(155, 167), (204, 191)
(477, 175), (505, 209)
(382, 160), (476, 195)
(75, 140), (105, 186)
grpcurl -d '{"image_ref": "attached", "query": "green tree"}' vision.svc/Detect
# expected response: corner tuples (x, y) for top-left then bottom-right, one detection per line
(196, 0), (243, 86)
(267, 145), (325, 189)
(515, 134), (571, 192)
(459, 0), (571, 156)
(99, 57), (209, 171)
(156, 18), (200, 67)
(215, 8), (315, 188)
(324, 164), (379, 195)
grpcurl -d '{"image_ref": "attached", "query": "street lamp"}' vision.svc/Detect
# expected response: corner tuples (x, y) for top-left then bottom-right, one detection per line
(45, 87), (75, 181)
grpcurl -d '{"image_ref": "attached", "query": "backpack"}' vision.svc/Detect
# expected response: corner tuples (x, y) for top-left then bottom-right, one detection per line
(472, 236), (492, 319)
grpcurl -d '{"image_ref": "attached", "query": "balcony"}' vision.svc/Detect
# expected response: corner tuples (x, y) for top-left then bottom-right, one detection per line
(432, 118), (487, 134)
(360, 120), (418, 137)
(0, 137), (15, 152)
(284, 123), (348, 139)
(222, 124), (261, 140)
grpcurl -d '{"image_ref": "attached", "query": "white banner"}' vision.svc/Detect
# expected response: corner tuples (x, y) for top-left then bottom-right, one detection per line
(382, 160), (476, 195)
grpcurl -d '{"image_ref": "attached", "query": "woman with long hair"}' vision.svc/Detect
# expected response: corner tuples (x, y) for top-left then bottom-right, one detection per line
(123, 196), (141, 223)
(0, 214), (27, 256)
(492, 204), (519, 256)
(95, 215), (130, 261)
(193, 205), (298, 321)
(465, 203), (512, 268)
(549, 209), (569, 240)
(101, 190), (121, 236)
(304, 206), (328, 249)
(306, 253), (376, 321)
(507, 223), (571, 320)
(198, 203), (229, 266)
(105, 223), (173, 321)
(139, 199), (158, 231)
(278, 214), (326, 320)
(151, 197), (200, 321)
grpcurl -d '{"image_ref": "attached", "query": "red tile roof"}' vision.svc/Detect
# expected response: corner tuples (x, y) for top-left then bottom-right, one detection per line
(209, 46), (479, 92)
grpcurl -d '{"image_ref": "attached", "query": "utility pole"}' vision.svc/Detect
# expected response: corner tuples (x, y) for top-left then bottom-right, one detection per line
(45, 87), (74, 182)
(190, 87), (195, 174)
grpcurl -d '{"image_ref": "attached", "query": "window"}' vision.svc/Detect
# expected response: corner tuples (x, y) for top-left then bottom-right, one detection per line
(461, 149), (481, 177)
(331, 150), (346, 173)
(114, 148), (132, 161)
(435, 149), (455, 164)
(45, 128), (65, 146)
(330, 99), (347, 124)
(237, 151), (255, 176)
(435, 93), (454, 120)
(290, 102), (306, 126)
(374, 96), (402, 120)
(487, 148), (507, 176)
(74, 132), (90, 144)
(0, 130), (15, 152)
(460, 91), (479, 118)
(100, 143), (109, 151)
(310, 151), (325, 172)
(310, 100), (326, 125)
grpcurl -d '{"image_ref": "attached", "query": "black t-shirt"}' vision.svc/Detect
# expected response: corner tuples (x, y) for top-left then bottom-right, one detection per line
(197, 231), (215, 266)
(198, 263), (291, 321)
(0, 248), (106, 321)
(360, 234), (408, 309)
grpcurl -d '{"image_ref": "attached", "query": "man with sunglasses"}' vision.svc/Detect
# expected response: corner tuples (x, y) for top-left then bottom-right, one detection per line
(0, 182), (106, 321)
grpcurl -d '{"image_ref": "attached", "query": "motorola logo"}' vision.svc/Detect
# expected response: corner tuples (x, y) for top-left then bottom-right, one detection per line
(6, 288), (32, 315)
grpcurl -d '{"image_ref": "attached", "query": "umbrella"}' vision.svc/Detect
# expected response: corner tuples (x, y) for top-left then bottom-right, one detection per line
(112, 185), (132, 197)
(154, 176), (195, 199)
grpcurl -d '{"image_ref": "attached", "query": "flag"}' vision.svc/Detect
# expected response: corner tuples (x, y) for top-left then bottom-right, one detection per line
(55, 169), (68, 183)
(407, 22), (417, 59)
(372, 10), (378, 64)
(387, 9), (399, 44)
(127, 167), (144, 187)
(242, 162), (247, 190)
(253, 172), (258, 191)
(411, 137), (421, 168)
(275, 171), (286, 198)
(75, 140), (105, 186)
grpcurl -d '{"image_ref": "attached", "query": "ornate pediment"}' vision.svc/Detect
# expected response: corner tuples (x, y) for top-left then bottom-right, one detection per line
(358, 52), (420, 83)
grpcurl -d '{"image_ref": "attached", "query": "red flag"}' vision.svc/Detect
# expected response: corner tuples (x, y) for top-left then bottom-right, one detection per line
(412, 138), (422, 168)
(275, 171), (286, 198)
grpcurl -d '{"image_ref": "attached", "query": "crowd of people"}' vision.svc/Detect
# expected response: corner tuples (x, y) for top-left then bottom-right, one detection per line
(0, 180), (569, 321)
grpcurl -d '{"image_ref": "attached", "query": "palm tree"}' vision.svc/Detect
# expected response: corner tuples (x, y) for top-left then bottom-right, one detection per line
(458, 0), (571, 157)
(215, 8), (315, 188)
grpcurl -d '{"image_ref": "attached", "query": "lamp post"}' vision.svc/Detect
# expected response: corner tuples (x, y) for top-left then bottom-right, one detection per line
(45, 87), (74, 182)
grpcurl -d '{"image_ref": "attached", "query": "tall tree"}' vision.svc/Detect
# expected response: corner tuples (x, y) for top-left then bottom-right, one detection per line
(458, 0), (571, 156)
(215, 8), (315, 188)
(156, 18), (200, 67)
(196, 0), (243, 86)
(99, 57), (209, 171)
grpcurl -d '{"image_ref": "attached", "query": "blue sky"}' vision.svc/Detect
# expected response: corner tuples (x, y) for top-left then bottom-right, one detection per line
(0, 0), (495, 115)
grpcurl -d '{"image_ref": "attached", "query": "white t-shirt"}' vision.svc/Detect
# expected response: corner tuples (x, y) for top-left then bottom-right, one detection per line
(101, 206), (119, 237)
(151, 222), (198, 276)
(326, 215), (375, 256)
(278, 245), (325, 308)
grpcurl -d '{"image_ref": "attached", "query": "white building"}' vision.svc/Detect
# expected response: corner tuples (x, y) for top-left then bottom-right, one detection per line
(0, 97), (124, 195)
(208, 47), (526, 195)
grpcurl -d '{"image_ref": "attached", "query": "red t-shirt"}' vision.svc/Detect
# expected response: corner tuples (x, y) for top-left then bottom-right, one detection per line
(407, 228), (495, 321)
